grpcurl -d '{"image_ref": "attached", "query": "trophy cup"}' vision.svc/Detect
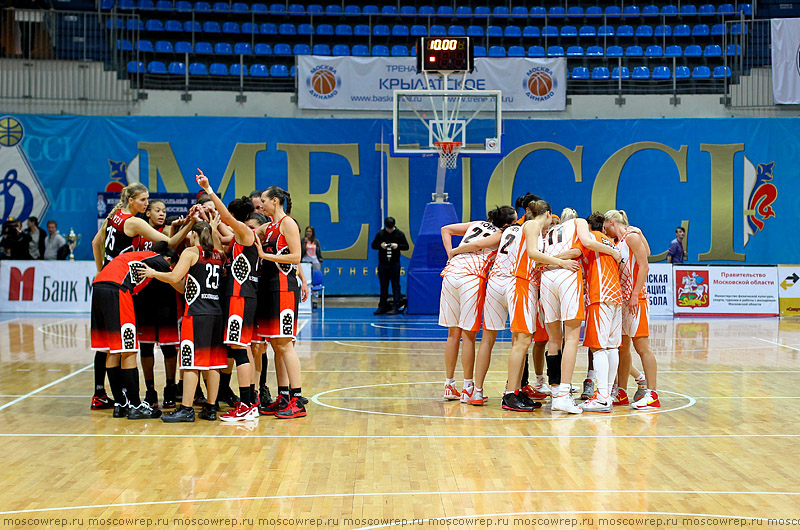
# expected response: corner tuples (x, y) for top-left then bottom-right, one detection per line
(66, 228), (81, 261)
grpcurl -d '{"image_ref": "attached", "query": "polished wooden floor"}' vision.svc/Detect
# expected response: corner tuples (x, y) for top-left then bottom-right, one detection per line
(1, 310), (799, 530)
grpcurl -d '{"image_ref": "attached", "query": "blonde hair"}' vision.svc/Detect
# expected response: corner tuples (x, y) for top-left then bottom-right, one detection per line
(560, 207), (578, 222)
(604, 209), (629, 226)
(108, 183), (148, 220)
(529, 199), (551, 219)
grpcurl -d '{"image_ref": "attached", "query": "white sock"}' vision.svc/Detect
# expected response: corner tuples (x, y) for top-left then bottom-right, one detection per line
(635, 372), (646, 385)
(557, 383), (571, 396)
(607, 349), (619, 400)
(446, 378), (455, 386)
(592, 350), (609, 400)
(463, 379), (474, 389)
(587, 369), (596, 381)
(536, 374), (545, 383)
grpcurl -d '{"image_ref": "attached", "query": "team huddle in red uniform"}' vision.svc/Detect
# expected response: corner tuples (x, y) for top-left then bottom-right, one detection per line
(89, 172), (307, 423)
(439, 195), (660, 414)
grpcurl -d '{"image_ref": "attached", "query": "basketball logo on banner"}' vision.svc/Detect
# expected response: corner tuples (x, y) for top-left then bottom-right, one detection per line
(523, 67), (557, 102)
(0, 116), (50, 223)
(306, 64), (341, 100)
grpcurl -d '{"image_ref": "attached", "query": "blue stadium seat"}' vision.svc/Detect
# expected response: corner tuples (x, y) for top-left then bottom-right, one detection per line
(566, 46), (583, 57)
(605, 6), (621, 17)
(713, 66), (731, 78)
(145, 19), (164, 32)
(662, 5), (678, 16)
(410, 25), (427, 37)
(718, 4), (735, 15)
(397, 5), (414, 16)
(567, 6), (584, 17)
(505, 26), (521, 37)
(306, 4), (323, 15)
(371, 24), (388, 36)
(623, 5), (640, 17)
(626, 45), (643, 57)
(372, 45), (389, 56)
(488, 46), (506, 57)
(698, 4), (715, 16)
(241, 22), (258, 34)
(234, 42), (251, 55)
(223, 22), (239, 34)
(528, 45), (545, 57)
(456, 6), (471, 17)
(549, 6), (565, 17)
(352, 44), (369, 56)
(137, 40), (154, 52)
(585, 6), (603, 17)
(316, 24), (333, 35)
(189, 62), (208, 75)
(655, 24), (672, 37)
(155, 40), (172, 53)
(508, 45), (525, 57)
(632, 66), (650, 79)
(645, 45), (663, 57)
(212, 2), (228, 12)
(598, 25), (614, 37)
(673, 24), (691, 37)
(547, 45), (565, 57)
(273, 43), (291, 55)
(155, 0), (171, 10)
(684, 44), (702, 57)
(572, 66), (590, 79)
(270, 64), (289, 77)
(692, 24), (710, 36)
(681, 4), (698, 16)
(343, 4), (360, 16)
(250, 64), (268, 77)
(298, 23), (313, 35)
(726, 44), (741, 56)
(592, 66), (610, 79)
(704, 44), (722, 57)
(692, 65), (711, 78)
(665, 45), (682, 57)
(147, 60), (166, 73)
(617, 25), (634, 37)
(579, 26), (596, 37)
(194, 1), (210, 11)
(642, 5), (660, 17)
(542, 26), (558, 37)
(254, 43), (272, 55)
(230, 63), (247, 76)
(487, 25), (503, 37)
(530, 6), (546, 17)
(711, 23), (726, 36)
(174, 41), (192, 53)
(392, 25), (409, 37)
(164, 20), (182, 32)
(391, 45), (408, 57)
(278, 23), (295, 35)
(473, 45), (486, 57)
(202, 21), (220, 33)
(494, 6), (510, 17)
(353, 24), (370, 36)
(250, 3), (267, 13)
(290, 65), (296, 77)
(269, 2), (285, 14)
(381, 5), (397, 16)
(449, 25), (466, 36)
(467, 25), (484, 37)
(636, 25), (653, 37)
(174, 0), (190, 10)
(323, 4), (340, 15)
(653, 66), (671, 79)
(362, 5), (379, 16)
(511, 6), (528, 18)
(675, 66), (691, 78)
(606, 45), (623, 57)
(437, 6), (453, 16)
(335, 24), (352, 36)
(119, 0), (134, 9)
(312, 44), (330, 55)
(102, 0), (117, 9)
(183, 20), (199, 32)
(293, 43), (310, 55)
(332, 44), (350, 56)
(209, 63), (227, 76)
(430, 25), (446, 36)
(612, 66), (630, 79)
(523, 26), (540, 37)
(138, 0), (154, 10)
(561, 25), (577, 37)
(232, 2), (248, 13)
(168, 61), (185, 74)
(586, 46), (603, 57)
(117, 39), (133, 51)
(418, 5), (435, 16)
(127, 60), (144, 73)
(192, 41), (210, 53)
(730, 23), (743, 35)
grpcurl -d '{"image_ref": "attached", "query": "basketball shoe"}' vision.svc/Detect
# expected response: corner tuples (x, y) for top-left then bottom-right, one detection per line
(220, 402), (258, 422)
(501, 391), (536, 412)
(444, 383), (461, 401)
(259, 394), (289, 415)
(460, 386), (474, 403)
(127, 401), (162, 420)
(161, 405), (195, 423)
(580, 392), (613, 413)
(144, 389), (159, 410)
(259, 384), (273, 408)
(611, 387), (629, 406)
(198, 403), (218, 421)
(551, 392), (583, 414)
(275, 396), (307, 419)
(91, 394), (114, 410)
(580, 379), (595, 400)
(533, 379), (551, 396)
(162, 385), (177, 409)
(633, 380), (648, 402)
(113, 400), (130, 418)
(631, 390), (661, 410)
(521, 384), (548, 401)
(467, 388), (485, 406)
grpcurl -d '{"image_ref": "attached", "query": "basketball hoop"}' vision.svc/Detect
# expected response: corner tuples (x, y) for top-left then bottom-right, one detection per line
(433, 141), (462, 169)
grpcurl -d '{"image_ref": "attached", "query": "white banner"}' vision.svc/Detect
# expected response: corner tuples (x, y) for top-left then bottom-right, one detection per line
(771, 18), (800, 105)
(673, 266), (779, 316)
(778, 264), (800, 316)
(647, 263), (674, 316)
(0, 260), (96, 313)
(297, 56), (566, 111)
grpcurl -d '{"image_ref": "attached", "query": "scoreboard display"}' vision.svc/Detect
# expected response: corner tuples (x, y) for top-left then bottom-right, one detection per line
(416, 37), (473, 73)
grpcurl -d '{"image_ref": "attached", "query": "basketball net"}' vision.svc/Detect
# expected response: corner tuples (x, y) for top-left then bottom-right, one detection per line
(433, 141), (462, 169)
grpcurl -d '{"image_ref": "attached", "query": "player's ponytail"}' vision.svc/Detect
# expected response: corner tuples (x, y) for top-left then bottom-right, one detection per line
(193, 221), (214, 255)
(560, 207), (578, 222)
(228, 196), (255, 223)
(604, 209), (629, 226)
(528, 199), (552, 219)
(487, 205), (517, 229)
(107, 182), (148, 220)
(265, 186), (292, 214)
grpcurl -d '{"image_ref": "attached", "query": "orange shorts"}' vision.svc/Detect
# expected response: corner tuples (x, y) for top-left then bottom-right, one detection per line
(583, 302), (622, 349)
(622, 298), (650, 338)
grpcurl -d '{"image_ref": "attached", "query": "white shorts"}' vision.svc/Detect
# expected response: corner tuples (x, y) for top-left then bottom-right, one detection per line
(583, 302), (622, 350)
(622, 298), (650, 337)
(438, 274), (486, 332)
(483, 274), (514, 331)
(509, 277), (538, 334)
(540, 268), (585, 323)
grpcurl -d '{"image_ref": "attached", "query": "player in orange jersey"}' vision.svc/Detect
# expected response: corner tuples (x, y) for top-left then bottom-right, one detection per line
(604, 210), (660, 410)
(579, 213), (624, 412)
(439, 206), (517, 403)
(540, 208), (620, 414)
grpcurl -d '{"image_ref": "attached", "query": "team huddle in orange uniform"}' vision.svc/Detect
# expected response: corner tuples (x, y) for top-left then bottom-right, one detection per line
(439, 194), (660, 414)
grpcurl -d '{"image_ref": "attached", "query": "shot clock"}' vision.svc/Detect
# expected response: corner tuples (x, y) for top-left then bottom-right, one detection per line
(416, 37), (473, 73)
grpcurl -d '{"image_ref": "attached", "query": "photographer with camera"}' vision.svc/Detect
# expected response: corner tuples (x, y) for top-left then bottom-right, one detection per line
(371, 217), (409, 315)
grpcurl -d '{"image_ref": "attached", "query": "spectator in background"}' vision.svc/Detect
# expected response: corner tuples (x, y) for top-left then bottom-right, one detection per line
(371, 217), (409, 315)
(24, 216), (47, 259)
(300, 226), (324, 271)
(43, 219), (66, 260)
(1, 219), (32, 259)
(667, 226), (688, 264)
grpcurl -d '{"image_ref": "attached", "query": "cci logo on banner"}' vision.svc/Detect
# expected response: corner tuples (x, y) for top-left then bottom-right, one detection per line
(0, 116), (50, 223)
(676, 270), (710, 308)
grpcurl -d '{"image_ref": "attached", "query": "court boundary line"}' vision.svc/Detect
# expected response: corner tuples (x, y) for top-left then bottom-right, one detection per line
(753, 337), (800, 352)
(0, 363), (93, 412)
(1, 433), (799, 439)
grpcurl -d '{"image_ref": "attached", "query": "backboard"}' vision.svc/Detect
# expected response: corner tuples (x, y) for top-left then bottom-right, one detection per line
(392, 89), (503, 156)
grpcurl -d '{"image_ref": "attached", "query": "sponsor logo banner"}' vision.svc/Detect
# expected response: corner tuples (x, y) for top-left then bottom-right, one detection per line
(673, 265), (779, 315)
(647, 263), (674, 316)
(297, 56), (566, 111)
(0, 260), (96, 313)
(777, 264), (800, 316)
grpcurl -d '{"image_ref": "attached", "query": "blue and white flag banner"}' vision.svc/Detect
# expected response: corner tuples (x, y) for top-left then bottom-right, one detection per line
(771, 18), (800, 104)
(297, 56), (566, 111)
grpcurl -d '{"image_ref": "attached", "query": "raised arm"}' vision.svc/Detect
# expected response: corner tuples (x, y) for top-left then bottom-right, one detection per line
(524, 221), (580, 271)
(575, 218), (621, 262)
(142, 247), (198, 289)
(195, 169), (254, 246)
(440, 222), (472, 257)
(450, 229), (502, 258)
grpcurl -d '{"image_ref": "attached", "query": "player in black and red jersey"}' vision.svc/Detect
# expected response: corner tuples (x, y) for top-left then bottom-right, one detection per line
(254, 186), (306, 419)
(89, 184), (195, 411)
(90, 244), (176, 419)
(143, 222), (227, 423)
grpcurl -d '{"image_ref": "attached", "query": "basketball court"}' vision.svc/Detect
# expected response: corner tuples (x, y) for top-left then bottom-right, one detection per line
(1, 309), (799, 529)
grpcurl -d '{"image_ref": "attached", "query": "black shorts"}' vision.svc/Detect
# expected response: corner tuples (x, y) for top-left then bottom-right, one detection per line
(256, 289), (300, 339)
(91, 283), (138, 353)
(135, 288), (180, 344)
(179, 314), (226, 370)
(223, 295), (257, 347)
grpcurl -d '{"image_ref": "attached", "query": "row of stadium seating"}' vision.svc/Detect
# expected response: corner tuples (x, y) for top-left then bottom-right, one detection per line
(118, 39), (741, 58)
(111, 19), (748, 37)
(102, 0), (754, 18)
(571, 64), (731, 78)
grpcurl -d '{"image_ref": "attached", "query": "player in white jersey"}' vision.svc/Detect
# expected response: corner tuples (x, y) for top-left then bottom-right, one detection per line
(503, 200), (582, 412)
(439, 206), (517, 403)
(540, 208), (621, 414)
(604, 210), (660, 410)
